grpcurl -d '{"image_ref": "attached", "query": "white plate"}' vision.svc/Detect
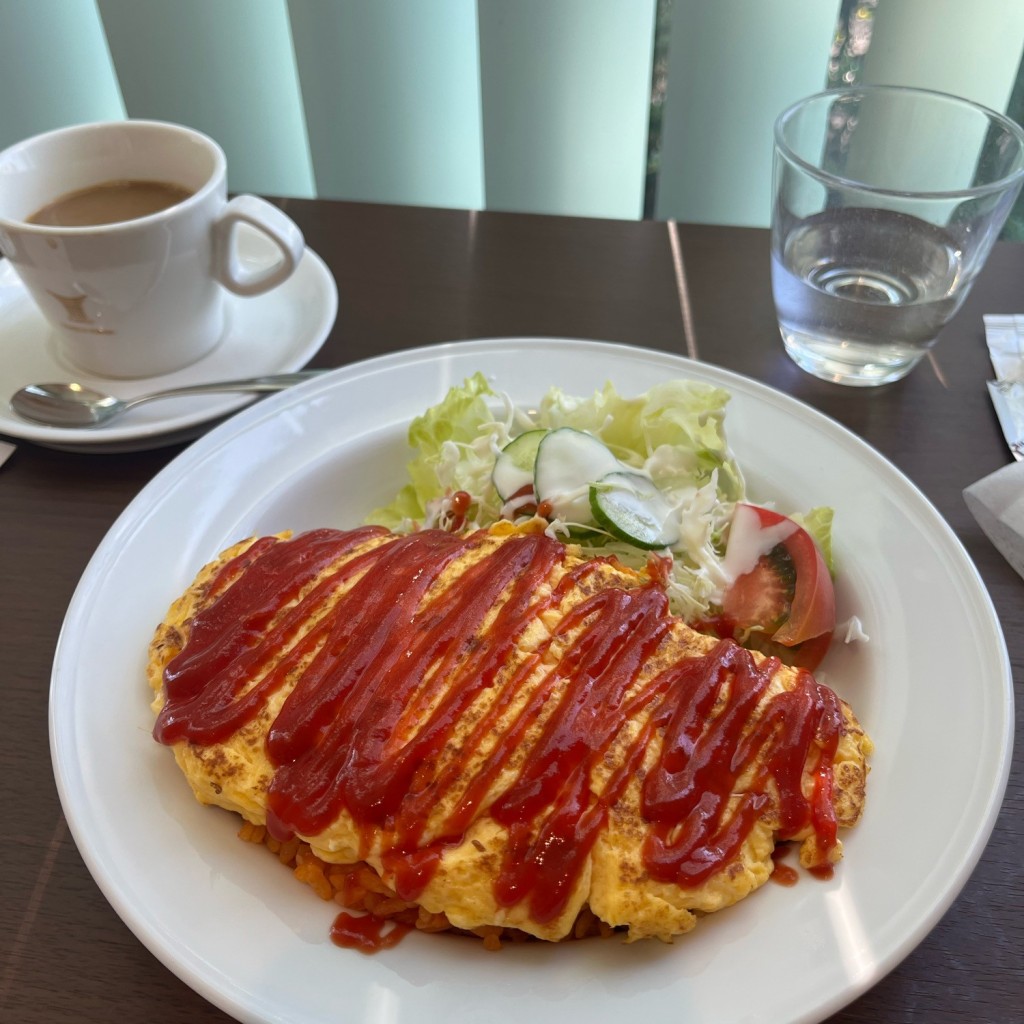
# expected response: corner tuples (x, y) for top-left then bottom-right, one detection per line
(50, 338), (1012, 1024)
(0, 238), (337, 453)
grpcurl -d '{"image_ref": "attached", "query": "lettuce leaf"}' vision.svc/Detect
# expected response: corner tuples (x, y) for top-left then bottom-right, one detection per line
(366, 372), (833, 622)
(368, 371), (500, 529)
(538, 379), (744, 502)
(791, 506), (835, 575)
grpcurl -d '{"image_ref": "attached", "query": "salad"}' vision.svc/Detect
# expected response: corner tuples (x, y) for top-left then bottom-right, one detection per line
(369, 373), (836, 670)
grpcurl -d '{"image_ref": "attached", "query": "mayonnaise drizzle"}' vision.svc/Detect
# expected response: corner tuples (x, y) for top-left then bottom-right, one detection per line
(721, 504), (798, 583)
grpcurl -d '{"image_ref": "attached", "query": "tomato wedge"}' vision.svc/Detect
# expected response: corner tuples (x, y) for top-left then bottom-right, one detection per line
(717, 504), (835, 671)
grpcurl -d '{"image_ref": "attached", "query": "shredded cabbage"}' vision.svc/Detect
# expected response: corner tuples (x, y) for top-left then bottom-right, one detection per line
(367, 373), (830, 621)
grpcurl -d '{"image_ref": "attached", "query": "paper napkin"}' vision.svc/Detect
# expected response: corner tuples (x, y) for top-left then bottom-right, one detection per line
(963, 315), (1024, 581)
(964, 460), (1024, 580)
(983, 314), (1024, 461)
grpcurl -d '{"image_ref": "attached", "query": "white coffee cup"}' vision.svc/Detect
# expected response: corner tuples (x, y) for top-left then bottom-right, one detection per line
(0, 120), (305, 379)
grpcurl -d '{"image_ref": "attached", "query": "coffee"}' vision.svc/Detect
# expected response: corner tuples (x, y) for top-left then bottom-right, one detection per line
(27, 179), (192, 227)
(1, 120), (305, 377)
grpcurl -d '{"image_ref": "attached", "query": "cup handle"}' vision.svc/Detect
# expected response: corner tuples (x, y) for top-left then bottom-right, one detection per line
(212, 194), (305, 297)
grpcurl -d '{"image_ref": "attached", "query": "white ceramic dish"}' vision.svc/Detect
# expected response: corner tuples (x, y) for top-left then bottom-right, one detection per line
(50, 338), (1013, 1024)
(0, 235), (337, 453)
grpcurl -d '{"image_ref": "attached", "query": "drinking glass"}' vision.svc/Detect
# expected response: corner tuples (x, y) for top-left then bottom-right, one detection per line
(771, 85), (1024, 386)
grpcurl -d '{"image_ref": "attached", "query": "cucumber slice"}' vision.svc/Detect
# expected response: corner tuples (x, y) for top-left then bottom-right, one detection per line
(590, 471), (680, 549)
(534, 427), (619, 524)
(492, 429), (548, 501)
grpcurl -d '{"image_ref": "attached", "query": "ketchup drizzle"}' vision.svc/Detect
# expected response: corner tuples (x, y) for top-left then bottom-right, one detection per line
(157, 528), (844, 926)
(330, 911), (411, 953)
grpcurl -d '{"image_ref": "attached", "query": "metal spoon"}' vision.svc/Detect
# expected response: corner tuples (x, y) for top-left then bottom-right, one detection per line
(10, 370), (329, 427)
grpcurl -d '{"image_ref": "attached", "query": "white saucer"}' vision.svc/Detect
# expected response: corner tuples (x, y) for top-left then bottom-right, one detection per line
(0, 243), (338, 453)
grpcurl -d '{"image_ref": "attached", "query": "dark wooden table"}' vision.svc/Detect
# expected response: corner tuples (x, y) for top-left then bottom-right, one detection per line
(2, 200), (1021, 1023)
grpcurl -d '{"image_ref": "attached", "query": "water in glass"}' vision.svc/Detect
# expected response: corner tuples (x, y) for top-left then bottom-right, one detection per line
(772, 207), (963, 385)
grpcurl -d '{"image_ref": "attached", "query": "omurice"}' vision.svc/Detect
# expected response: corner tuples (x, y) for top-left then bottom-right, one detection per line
(148, 520), (871, 950)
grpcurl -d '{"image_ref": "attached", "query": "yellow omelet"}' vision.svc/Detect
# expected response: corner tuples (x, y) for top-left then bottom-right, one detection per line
(148, 520), (871, 945)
